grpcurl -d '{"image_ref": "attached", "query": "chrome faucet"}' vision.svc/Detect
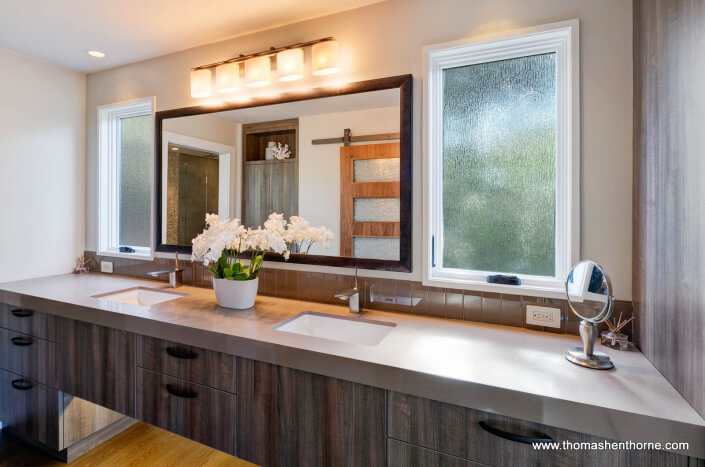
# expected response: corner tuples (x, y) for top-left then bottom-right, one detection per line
(335, 266), (364, 314)
(148, 252), (183, 288)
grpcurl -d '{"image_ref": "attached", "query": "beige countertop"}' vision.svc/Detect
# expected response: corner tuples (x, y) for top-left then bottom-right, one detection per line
(1, 273), (703, 457)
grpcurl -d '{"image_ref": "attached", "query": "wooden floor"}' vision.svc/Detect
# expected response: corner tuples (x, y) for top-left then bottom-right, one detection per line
(0, 422), (255, 466)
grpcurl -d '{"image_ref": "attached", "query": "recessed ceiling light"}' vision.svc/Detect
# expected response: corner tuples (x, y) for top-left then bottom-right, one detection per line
(171, 147), (179, 151)
(86, 49), (106, 58)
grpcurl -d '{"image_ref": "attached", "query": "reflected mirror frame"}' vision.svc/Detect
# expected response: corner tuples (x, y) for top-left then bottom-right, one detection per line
(154, 74), (412, 272)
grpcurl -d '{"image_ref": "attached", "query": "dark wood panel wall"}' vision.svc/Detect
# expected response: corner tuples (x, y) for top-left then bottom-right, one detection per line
(634, 0), (705, 417)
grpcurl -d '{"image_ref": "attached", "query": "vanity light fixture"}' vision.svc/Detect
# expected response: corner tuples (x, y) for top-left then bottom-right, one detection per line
(245, 56), (271, 87)
(189, 37), (339, 98)
(312, 39), (340, 76)
(277, 48), (304, 82)
(86, 49), (106, 58)
(190, 68), (213, 98)
(215, 62), (240, 93)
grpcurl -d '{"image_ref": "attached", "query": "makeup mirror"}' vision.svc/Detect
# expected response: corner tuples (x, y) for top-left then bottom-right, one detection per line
(565, 260), (615, 369)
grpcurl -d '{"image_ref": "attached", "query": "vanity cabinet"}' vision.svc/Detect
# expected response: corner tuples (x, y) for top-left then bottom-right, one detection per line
(387, 391), (695, 467)
(236, 357), (386, 467)
(56, 317), (136, 416)
(0, 306), (128, 460)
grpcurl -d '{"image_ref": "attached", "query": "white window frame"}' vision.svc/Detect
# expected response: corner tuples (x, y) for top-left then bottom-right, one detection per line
(97, 97), (156, 260)
(422, 20), (580, 298)
(160, 131), (235, 246)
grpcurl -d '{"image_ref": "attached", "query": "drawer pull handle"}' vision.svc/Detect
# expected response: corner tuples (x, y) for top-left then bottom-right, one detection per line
(166, 384), (198, 399)
(166, 347), (199, 360)
(478, 421), (554, 445)
(11, 336), (33, 346)
(10, 309), (33, 318)
(11, 379), (33, 391)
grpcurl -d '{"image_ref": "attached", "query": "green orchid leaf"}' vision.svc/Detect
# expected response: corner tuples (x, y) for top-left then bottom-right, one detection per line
(234, 272), (250, 280)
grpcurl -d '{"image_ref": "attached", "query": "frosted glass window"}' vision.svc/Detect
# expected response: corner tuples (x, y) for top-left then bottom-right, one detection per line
(442, 53), (556, 276)
(119, 115), (152, 248)
(354, 238), (400, 260)
(354, 198), (400, 222)
(354, 158), (400, 182)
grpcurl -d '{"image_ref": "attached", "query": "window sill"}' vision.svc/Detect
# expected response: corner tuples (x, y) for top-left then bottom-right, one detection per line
(423, 275), (567, 299)
(97, 249), (154, 261)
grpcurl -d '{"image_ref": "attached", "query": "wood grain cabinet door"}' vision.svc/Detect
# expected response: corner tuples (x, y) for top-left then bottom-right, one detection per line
(56, 318), (135, 416)
(0, 368), (61, 450)
(236, 358), (386, 467)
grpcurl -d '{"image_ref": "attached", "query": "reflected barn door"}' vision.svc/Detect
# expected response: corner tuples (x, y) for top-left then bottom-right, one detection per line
(340, 143), (400, 260)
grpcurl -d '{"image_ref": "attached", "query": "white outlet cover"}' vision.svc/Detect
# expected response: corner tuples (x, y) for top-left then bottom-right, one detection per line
(100, 261), (113, 273)
(526, 304), (561, 328)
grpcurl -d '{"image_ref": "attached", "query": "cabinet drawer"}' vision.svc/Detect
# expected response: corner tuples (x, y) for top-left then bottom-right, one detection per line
(137, 336), (236, 393)
(0, 328), (56, 386)
(0, 303), (55, 341)
(388, 392), (693, 467)
(136, 368), (237, 455)
(388, 391), (572, 466)
(388, 439), (481, 467)
(0, 369), (61, 450)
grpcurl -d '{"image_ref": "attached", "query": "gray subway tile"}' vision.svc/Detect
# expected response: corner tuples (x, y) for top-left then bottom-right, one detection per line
(463, 293), (482, 322)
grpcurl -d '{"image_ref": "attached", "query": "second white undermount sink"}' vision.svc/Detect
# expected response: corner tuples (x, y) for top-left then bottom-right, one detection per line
(93, 287), (187, 307)
(273, 311), (396, 346)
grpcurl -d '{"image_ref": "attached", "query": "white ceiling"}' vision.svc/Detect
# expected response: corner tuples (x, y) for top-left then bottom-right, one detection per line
(0, 0), (384, 73)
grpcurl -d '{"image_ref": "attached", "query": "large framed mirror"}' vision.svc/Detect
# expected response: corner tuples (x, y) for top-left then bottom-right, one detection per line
(155, 74), (412, 272)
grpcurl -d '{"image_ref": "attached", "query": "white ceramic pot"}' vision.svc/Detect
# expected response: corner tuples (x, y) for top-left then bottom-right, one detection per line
(212, 277), (259, 309)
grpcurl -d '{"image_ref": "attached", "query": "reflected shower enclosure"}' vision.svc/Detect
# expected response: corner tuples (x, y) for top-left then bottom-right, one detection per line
(166, 144), (220, 245)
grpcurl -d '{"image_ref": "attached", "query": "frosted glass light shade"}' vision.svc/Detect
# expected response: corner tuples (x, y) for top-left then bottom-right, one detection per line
(215, 62), (240, 93)
(312, 40), (340, 76)
(190, 69), (213, 98)
(277, 48), (304, 82)
(246, 56), (271, 87)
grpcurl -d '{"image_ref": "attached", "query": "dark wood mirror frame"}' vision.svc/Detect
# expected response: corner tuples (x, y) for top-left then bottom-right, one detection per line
(155, 74), (412, 272)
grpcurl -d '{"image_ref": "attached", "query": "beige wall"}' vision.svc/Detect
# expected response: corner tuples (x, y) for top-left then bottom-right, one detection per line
(84, 0), (633, 299)
(163, 114), (237, 147)
(0, 48), (85, 283)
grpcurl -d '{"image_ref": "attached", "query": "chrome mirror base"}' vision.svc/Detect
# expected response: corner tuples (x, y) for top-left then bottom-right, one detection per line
(565, 347), (614, 370)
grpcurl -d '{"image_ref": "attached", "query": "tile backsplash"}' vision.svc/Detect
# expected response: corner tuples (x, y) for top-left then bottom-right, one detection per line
(84, 251), (636, 345)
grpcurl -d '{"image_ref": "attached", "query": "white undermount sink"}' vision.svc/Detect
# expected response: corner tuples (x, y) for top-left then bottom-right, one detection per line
(93, 287), (187, 307)
(273, 311), (396, 346)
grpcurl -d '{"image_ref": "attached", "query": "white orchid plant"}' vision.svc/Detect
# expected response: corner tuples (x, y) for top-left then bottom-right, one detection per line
(192, 213), (333, 281)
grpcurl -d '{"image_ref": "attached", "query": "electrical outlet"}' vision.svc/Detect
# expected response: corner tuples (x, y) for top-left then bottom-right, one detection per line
(526, 305), (561, 328)
(100, 261), (113, 274)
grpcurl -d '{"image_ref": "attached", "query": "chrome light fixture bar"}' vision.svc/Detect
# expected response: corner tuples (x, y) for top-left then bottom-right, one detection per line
(190, 37), (339, 98)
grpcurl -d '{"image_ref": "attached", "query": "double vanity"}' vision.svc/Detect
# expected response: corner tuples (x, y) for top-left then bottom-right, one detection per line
(0, 272), (703, 465)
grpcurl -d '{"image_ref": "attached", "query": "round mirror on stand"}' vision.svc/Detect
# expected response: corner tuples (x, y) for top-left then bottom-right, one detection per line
(565, 260), (615, 370)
